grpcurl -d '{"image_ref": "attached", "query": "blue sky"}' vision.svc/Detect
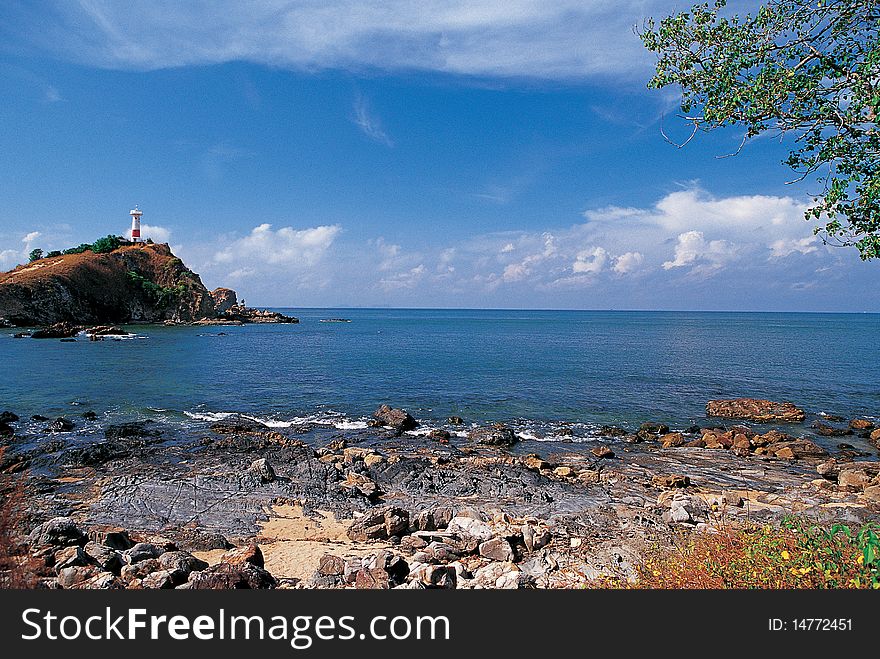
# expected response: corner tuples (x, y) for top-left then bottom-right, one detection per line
(1, 0), (877, 311)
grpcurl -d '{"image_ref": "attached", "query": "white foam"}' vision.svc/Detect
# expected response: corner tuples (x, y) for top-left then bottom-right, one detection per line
(184, 411), (235, 422)
(335, 420), (369, 430)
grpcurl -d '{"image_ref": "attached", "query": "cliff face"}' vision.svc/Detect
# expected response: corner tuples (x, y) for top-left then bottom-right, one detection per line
(0, 243), (231, 326)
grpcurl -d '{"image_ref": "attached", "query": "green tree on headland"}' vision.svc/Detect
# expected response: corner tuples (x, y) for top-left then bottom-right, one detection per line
(28, 249), (43, 262)
(91, 235), (125, 254)
(641, 0), (880, 259)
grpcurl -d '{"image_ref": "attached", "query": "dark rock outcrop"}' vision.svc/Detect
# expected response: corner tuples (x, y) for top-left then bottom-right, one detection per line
(468, 424), (517, 447)
(372, 404), (418, 432)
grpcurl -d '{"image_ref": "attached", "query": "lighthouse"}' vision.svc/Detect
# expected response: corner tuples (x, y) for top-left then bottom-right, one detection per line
(130, 206), (142, 242)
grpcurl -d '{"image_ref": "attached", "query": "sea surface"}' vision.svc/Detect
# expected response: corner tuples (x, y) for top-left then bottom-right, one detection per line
(2, 309), (878, 445)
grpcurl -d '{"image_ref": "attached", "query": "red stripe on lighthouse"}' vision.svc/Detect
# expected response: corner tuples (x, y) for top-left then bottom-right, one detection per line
(132, 229), (140, 237)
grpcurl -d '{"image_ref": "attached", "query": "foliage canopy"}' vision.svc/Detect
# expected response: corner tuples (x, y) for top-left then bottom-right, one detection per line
(642, 0), (880, 259)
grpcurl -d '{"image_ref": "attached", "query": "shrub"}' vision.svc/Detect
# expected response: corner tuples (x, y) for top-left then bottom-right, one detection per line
(45, 250), (62, 258)
(91, 235), (124, 254)
(63, 243), (92, 255)
(27, 249), (43, 262)
(612, 519), (880, 589)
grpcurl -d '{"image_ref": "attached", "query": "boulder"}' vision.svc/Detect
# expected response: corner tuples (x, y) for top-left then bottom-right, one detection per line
(83, 542), (123, 573)
(54, 546), (92, 571)
(447, 416), (464, 425)
(158, 551), (209, 582)
(120, 559), (160, 582)
(553, 466), (574, 478)
(28, 517), (87, 549)
(56, 565), (101, 588)
(31, 322), (81, 339)
(0, 411), (18, 424)
(591, 445), (614, 458)
(428, 429), (451, 441)
(468, 424), (517, 447)
(88, 528), (133, 550)
(447, 516), (493, 543)
(850, 419), (874, 431)
(210, 288), (238, 315)
(479, 538), (516, 562)
(246, 458), (276, 483)
(651, 474), (690, 489)
(45, 417), (74, 432)
(598, 425), (628, 437)
(142, 570), (176, 589)
(187, 562), (277, 589)
(347, 506), (410, 542)
(220, 544), (264, 569)
(355, 567), (391, 589)
(522, 454), (550, 471)
(706, 398), (805, 423)
(372, 404), (418, 432)
(363, 453), (385, 468)
(317, 553), (346, 577)
(640, 422), (670, 435)
(123, 543), (164, 564)
(659, 433), (685, 448)
(770, 439), (827, 459)
(863, 485), (880, 503)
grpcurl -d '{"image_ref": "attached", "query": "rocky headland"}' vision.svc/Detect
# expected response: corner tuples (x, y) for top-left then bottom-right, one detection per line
(0, 242), (297, 330)
(0, 398), (877, 589)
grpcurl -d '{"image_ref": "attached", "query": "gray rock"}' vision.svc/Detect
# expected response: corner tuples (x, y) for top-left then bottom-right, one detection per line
(142, 569), (176, 589)
(123, 542), (164, 564)
(468, 425), (517, 447)
(28, 517), (87, 548)
(373, 404), (418, 432)
(447, 516), (493, 542)
(83, 541), (123, 573)
(479, 537), (516, 562)
(247, 458), (276, 483)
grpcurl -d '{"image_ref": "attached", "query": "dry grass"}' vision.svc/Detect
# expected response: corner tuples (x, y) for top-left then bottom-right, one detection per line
(0, 447), (41, 588)
(604, 518), (880, 589)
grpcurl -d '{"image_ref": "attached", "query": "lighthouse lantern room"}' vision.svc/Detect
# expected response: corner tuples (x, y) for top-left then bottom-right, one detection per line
(130, 206), (143, 242)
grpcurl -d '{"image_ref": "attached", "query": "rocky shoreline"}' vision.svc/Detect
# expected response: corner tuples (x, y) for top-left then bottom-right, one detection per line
(1, 399), (878, 589)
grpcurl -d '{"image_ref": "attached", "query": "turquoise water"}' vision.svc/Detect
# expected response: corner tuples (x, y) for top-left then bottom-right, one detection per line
(1, 310), (878, 439)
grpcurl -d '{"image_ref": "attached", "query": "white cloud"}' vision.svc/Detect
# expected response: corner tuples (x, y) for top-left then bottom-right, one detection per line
(22, 1), (671, 80)
(662, 231), (736, 273)
(613, 251), (644, 274)
(769, 236), (819, 258)
(572, 246), (608, 274)
(215, 223), (341, 266)
(501, 243), (515, 253)
(380, 264), (426, 290)
(353, 96), (392, 146)
(140, 224), (171, 243)
(22, 231), (41, 244)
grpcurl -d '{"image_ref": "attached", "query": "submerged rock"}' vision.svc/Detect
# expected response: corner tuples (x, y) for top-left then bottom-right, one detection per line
(706, 398), (805, 423)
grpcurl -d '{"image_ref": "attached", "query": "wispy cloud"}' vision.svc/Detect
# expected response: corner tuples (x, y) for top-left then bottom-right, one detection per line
(353, 95), (393, 146)
(13, 1), (675, 80)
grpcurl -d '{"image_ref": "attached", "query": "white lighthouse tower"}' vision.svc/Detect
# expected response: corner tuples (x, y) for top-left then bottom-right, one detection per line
(129, 206), (143, 242)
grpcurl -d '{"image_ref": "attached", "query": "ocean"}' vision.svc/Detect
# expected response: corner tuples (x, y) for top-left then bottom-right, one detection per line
(2, 309), (878, 447)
